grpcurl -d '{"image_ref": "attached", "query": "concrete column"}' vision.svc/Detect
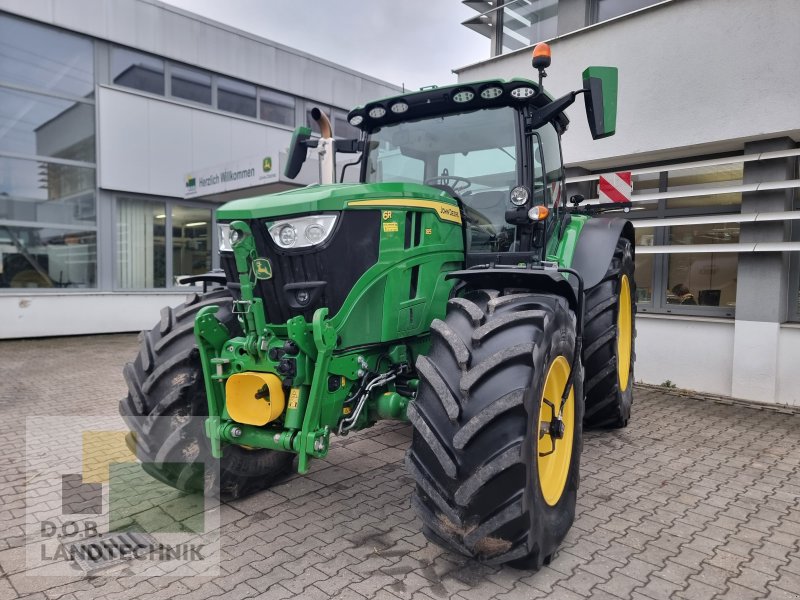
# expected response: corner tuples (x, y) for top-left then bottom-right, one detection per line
(731, 137), (796, 402)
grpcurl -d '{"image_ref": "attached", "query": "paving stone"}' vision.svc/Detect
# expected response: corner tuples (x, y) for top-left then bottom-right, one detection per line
(4, 336), (800, 599)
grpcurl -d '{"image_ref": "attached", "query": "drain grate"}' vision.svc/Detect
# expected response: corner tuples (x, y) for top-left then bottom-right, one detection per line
(63, 531), (159, 575)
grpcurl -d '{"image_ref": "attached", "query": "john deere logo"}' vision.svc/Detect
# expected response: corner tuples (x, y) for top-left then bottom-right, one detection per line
(253, 258), (272, 280)
(185, 176), (196, 190)
(262, 157), (272, 173)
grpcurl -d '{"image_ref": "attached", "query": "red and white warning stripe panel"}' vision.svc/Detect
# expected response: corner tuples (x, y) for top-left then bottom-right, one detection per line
(598, 171), (632, 203)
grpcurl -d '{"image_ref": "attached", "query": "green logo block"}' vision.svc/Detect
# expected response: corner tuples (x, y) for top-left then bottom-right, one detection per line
(253, 258), (272, 280)
(109, 462), (204, 534)
(186, 175), (196, 189)
(262, 157), (272, 173)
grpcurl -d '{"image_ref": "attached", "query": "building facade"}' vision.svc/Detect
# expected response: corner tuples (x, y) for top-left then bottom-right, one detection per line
(459, 0), (800, 405)
(0, 0), (400, 338)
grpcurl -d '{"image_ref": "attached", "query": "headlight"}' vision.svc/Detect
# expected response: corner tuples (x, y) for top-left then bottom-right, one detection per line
(278, 225), (297, 247)
(218, 223), (235, 251)
(269, 214), (338, 249)
(510, 186), (530, 206)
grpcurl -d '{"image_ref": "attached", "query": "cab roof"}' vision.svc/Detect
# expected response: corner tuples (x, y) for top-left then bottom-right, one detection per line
(347, 78), (569, 133)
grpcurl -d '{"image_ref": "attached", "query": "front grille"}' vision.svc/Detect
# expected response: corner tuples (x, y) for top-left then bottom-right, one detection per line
(221, 210), (380, 324)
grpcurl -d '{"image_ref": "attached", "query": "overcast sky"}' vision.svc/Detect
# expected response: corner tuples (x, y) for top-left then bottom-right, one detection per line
(160, 0), (489, 90)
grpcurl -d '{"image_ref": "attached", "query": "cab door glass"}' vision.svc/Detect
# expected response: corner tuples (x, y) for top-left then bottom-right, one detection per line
(535, 123), (565, 208)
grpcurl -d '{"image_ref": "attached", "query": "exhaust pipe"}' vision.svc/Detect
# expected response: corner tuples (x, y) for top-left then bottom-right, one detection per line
(311, 107), (333, 139)
(310, 107), (336, 184)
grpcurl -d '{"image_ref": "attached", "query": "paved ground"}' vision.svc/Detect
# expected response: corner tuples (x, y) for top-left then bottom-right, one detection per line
(1, 333), (800, 600)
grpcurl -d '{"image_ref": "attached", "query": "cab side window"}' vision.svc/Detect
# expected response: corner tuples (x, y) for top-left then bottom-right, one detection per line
(535, 124), (565, 208)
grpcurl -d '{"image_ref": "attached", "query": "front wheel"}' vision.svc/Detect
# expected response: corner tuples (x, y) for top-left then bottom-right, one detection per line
(119, 289), (293, 498)
(407, 289), (583, 568)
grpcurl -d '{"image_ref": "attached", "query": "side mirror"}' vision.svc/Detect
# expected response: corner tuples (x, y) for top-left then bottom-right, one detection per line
(284, 126), (312, 179)
(582, 66), (618, 140)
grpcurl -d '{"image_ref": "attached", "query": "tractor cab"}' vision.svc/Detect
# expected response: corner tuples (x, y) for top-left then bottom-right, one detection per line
(286, 48), (618, 269)
(353, 84), (567, 266)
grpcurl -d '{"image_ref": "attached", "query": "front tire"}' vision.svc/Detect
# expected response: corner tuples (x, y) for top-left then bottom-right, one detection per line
(407, 290), (583, 568)
(582, 237), (636, 429)
(119, 289), (293, 498)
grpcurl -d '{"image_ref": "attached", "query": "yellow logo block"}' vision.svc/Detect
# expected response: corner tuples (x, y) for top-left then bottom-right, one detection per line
(82, 431), (136, 483)
(383, 222), (399, 232)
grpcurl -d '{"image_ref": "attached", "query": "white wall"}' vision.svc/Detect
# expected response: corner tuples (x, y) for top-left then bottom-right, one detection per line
(456, 0), (800, 170)
(0, 292), (188, 338)
(636, 315), (800, 407)
(98, 86), (294, 198)
(776, 325), (800, 407)
(636, 314), (734, 397)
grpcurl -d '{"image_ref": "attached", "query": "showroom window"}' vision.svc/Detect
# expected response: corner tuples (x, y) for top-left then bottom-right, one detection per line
(333, 109), (360, 139)
(790, 168), (800, 322)
(499, 0), (558, 54)
(259, 89), (296, 127)
(600, 160), (744, 317)
(115, 197), (213, 289)
(593, 0), (664, 24)
(218, 76), (257, 118)
(170, 64), (212, 105)
(111, 47), (165, 95)
(0, 14), (97, 289)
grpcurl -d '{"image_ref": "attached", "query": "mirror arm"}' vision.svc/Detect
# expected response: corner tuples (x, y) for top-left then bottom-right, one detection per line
(525, 90), (584, 132)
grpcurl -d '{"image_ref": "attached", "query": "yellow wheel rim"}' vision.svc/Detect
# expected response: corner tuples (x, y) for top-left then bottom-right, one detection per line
(617, 275), (632, 392)
(537, 355), (574, 506)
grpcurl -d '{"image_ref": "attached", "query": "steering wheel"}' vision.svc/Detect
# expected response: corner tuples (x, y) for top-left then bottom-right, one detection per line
(424, 173), (472, 194)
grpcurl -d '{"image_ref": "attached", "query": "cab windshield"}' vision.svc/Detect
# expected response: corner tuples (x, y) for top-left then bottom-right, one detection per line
(364, 107), (521, 252)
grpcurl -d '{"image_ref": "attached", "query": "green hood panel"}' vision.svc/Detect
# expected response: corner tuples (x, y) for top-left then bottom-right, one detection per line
(217, 182), (458, 221)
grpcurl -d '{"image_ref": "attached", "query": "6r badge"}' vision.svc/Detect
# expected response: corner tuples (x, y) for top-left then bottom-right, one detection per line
(253, 258), (273, 280)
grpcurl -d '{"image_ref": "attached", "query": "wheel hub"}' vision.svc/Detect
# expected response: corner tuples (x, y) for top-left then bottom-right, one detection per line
(549, 417), (565, 440)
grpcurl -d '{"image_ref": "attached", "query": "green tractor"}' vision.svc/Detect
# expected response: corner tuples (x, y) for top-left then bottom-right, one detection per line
(121, 44), (635, 569)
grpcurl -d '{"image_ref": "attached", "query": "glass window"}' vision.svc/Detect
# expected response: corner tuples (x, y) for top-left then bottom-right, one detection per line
(0, 88), (95, 161)
(595, 0), (662, 23)
(666, 223), (739, 308)
(536, 124), (564, 207)
(111, 47), (165, 95)
(172, 206), (211, 283)
(633, 227), (654, 304)
(259, 89), (295, 127)
(333, 109), (360, 139)
(666, 163), (742, 209)
(0, 225), (96, 288)
(218, 77), (256, 117)
(171, 65), (212, 105)
(116, 198), (166, 288)
(0, 157), (96, 226)
(501, 0), (558, 54)
(0, 14), (94, 98)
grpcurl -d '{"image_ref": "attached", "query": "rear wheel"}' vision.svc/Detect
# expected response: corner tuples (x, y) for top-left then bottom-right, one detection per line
(582, 237), (636, 429)
(407, 289), (583, 568)
(119, 289), (293, 498)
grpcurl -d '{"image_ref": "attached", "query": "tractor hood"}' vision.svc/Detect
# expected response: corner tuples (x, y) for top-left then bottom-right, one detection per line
(217, 182), (459, 221)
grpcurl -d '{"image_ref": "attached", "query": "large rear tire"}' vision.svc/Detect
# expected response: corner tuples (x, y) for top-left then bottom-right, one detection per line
(582, 237), (636, 429)
(407, 289), (583, 568)
(119, 289), (293, 498)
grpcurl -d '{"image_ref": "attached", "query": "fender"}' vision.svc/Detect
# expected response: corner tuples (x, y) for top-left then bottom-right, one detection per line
(570, 217), (634, 290)
(445, 268), (578, 313)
